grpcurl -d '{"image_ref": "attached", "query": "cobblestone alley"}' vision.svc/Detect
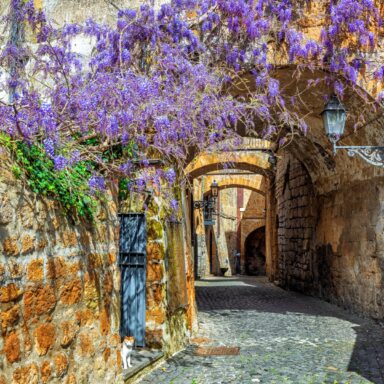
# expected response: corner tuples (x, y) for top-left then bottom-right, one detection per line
(139, 277), (384, 384)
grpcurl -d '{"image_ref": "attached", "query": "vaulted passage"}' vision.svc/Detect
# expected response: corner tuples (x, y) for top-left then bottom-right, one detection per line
(188, 67), (384, 321)
(178, 67), (384, 383)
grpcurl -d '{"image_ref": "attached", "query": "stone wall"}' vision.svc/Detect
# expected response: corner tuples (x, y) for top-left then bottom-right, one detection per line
(275, 151), (317, 292)
(314, 177), (384, 318)
(0, 149), (196, 383)
(0, 151), (121, 384)
(118, 188), (196, 356)
(274, 150), (384, 319)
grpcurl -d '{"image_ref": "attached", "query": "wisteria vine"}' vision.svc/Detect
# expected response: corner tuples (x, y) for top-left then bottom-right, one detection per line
(0, 0), (382, 217)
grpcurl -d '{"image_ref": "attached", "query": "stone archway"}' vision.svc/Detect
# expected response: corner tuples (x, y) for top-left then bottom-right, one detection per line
(225, 66), (384, 319)
(245, 226), (266, 276)
(186, 65), (384, 319)
(201, 174), (267, 196)
(185, 150), (273, 179)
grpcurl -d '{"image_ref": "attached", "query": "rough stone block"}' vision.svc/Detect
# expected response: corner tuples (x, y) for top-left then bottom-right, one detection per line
(147, 262), (164, 283)
(24, 285), (56, 321)
(99, 308), (110, 336)
(87, 253), (103, 269)
(103, 270), (113, 295)
(84, 273), (99, 309)
(36, 238), (48, 251)
(147, 219), (164, 240)
(78, 332), (95, 357)
(75, 309), (95, 326)
(4, 332), (20, 363)
(0, 197), (14, 224)
(60, 279), (82, 305)
(0, 283), (23, 303)
(34, 323), (55, 356)
(7, 259), (23, 279)
(54, 352), (69, 377)
(1, 304), (20, 330)
(27, 259), (44, 281)
(61, 231), (78, 247)
(46, 257), (66, 280)
(146, 306), (166, 325)
(2, 237), (19, 256)
(21, 235), (35, 254)
(145, 329), (163, 349)
(12, 363), (39, 384)
(147, 242), (165, 261)
(107, 251), (117, 264)
(40, 361), (51, 384)
(60, 320), (80, 348)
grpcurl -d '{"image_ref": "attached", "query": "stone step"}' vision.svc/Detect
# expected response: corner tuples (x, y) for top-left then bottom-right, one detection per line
(122, 349), (164, 383)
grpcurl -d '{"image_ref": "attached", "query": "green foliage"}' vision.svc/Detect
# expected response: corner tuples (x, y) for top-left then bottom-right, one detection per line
(0, 134), (98, 220)
(118, 177), (132, 201)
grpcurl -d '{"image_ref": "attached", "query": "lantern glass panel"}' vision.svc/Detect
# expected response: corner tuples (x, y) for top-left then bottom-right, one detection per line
(210, 181), (218, 197)
(322, 109), (346, 137)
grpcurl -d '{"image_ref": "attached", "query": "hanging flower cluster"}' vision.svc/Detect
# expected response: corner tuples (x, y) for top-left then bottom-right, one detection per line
(0, 0), (382, 212)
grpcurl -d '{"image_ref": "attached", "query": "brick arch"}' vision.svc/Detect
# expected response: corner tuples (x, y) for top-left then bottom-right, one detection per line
(242, 222), (266, 245)
(208, 138), (272, 151)
(185, 151), (273, 179)
(201, 174), (267, 196)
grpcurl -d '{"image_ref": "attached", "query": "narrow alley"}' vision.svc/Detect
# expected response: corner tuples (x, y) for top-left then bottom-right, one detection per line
(2, 2), (384, 384)
(140, 277), (384, 384)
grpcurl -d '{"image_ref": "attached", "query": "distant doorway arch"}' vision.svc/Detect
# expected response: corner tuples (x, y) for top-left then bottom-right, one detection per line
(245, 226), (266, 276)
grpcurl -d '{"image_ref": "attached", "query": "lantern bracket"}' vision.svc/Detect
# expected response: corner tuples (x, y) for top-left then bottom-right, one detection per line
(323, 95), (384, 168)
(333, 143), (384, 167)
(329, 134), (384, 167)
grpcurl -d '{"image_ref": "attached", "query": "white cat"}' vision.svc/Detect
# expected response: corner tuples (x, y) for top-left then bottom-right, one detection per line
(121, 336), (135, 369)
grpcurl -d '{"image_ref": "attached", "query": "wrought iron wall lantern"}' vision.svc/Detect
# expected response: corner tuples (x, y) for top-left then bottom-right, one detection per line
(322, 94), (384, 167)
(194, 180), (219, 226)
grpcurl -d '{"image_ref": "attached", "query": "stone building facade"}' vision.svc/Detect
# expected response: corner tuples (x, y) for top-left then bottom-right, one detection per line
(192, 174), (266, 277)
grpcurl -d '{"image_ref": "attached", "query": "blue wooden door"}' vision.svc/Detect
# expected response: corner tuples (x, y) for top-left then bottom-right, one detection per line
(119, 213), (146, 347)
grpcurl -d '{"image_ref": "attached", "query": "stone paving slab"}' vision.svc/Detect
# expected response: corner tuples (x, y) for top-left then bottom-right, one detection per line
(138, 277), (384, 384)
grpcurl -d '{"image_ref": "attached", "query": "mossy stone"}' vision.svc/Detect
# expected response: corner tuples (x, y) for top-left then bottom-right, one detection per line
(147, 219), (164, 240)
(147, 198), (160, 217)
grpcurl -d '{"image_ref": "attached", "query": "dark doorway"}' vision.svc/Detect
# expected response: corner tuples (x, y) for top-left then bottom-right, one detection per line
(245, 226), (266, 276)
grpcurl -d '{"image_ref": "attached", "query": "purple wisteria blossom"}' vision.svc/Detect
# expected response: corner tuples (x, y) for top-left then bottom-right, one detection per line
(0, 0), (382, 211)
(54, 155), (69, 171)
(88, 175), (106, 192)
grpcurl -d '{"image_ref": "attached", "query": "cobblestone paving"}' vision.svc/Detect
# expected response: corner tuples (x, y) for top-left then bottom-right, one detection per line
(139, 277), (384, 384)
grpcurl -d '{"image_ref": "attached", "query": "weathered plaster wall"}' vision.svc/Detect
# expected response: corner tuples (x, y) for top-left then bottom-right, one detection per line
(193, 178), (210, 278)
(215, 188), (238, 276)
(0, 151), (121, 384)
(34, 0), (165, 25)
